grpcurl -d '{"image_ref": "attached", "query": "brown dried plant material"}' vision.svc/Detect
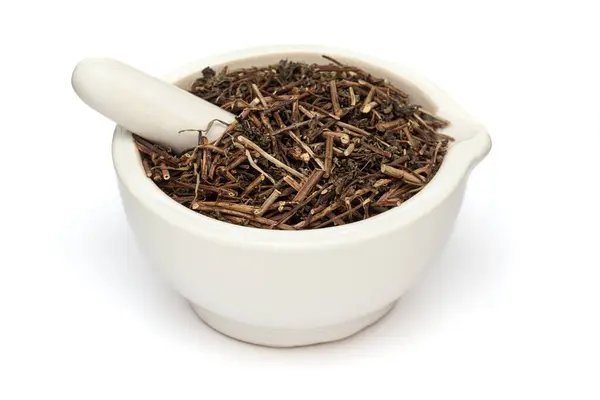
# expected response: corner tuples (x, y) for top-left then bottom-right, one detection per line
(134, 56), (452, 230)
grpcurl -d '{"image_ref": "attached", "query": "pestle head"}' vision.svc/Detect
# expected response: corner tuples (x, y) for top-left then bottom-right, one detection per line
(72, 57), (235, 152)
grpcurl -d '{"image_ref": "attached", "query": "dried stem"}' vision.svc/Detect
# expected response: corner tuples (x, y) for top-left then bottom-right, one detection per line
(349, 86), (356, 106)
(323, 130), (350, 145)
(238, 136), (305, 179)
(361, 86), (376, 113)
(330, 80), (342, 117)
(324, 135), (334, 178)
(293, 169), (325, 202)
(283, 175), (302, 191)
(241, 174), (265, 197)
(255, 190), (281, 216)
(245, 150), (277, 185)
(381, 164), (424, 185)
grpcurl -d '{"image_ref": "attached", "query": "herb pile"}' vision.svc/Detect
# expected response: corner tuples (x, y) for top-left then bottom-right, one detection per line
(134, 56), (452, 230)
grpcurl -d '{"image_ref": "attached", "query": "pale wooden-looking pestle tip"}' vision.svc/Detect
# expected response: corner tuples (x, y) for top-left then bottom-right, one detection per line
(72, 57), (235, 153)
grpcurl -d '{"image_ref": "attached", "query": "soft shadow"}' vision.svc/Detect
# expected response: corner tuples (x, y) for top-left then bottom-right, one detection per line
(63, 199), (212, 343)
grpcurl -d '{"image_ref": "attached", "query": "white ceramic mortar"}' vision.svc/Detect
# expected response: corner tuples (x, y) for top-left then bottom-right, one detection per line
(112, 45), (491, 347)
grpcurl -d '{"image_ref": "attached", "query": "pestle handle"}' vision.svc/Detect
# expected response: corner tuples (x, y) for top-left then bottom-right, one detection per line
(71, 58), (235, 153)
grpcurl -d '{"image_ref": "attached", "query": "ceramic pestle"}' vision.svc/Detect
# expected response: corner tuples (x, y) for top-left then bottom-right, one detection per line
(71, 58), (235, 153)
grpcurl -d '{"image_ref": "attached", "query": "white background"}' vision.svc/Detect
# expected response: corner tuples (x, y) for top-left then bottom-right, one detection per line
(1, 1), (599, 399)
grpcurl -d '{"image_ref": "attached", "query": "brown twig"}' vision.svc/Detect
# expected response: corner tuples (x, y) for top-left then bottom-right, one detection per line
(238, 136), (306, 179)
(324, 135), (333, 178)
(381, 165), (424, 185)
(293, 170), (325, 202)
(330, 80), (342, 117)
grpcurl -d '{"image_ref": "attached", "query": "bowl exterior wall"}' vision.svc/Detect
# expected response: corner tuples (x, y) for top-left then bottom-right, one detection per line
(117, 177), (466, 330)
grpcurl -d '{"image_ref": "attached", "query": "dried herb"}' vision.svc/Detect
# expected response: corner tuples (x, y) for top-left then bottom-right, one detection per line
(134, 56), (452, 230)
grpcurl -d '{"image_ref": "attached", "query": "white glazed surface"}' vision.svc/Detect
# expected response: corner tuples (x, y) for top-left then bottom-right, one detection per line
(112, 45), (491, 346)
(72, 58), (235, 153)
